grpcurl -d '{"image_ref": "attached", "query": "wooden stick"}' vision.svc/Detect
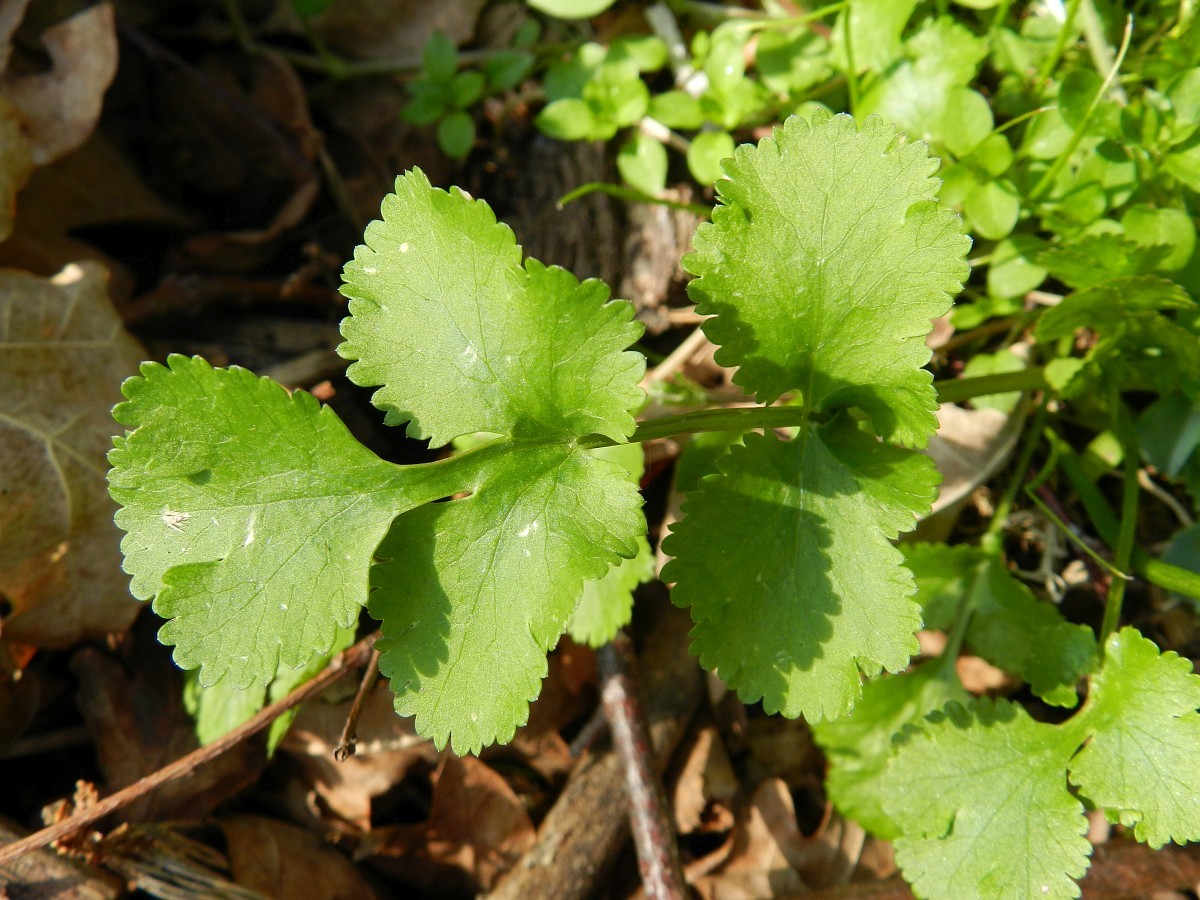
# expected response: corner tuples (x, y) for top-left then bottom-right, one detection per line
(0, 634), (378, 868)
(490, 603), (702, 900)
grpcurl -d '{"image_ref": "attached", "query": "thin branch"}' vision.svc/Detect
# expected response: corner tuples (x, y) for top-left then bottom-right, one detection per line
(0, 634), (378, 868)
(334, 648), (382, 761)
(597, 633), (687, 900)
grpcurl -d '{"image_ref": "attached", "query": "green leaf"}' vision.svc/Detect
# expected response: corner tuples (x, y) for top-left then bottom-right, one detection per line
(483, 50), (534, 92)
(833, 0), (919, 73)
(685, 112), (970, 447)
(450, 71), (486, 109)
(883, 699), (1092, 899)
(183, 621), (356, 750)
(536, 98), (599, 140)
(987, 233), (1048, 299)
(423, 31), (458, 84)
(340, 169), (644, 447)
(813, 661), (968, 838)
(1137, 391), (1200, 477)
(369, 444), (643, 753)
(567, 534), (653, 647)
(963, 178), (1020, 240)
(526, 0), (616, 19)
(291, 0), (332, 19)
(436, 111), (475, 159)
(1070, 627), (1200, 848)
(904, 543), (1097, 706)
(1038, 234), (1172, 290)
(617, 131), (668, 195)
(664, 421), (939, 721)
(339, 172), (647, 751)
(686, 130), (734, 185)
(648, 91), (704, 130)
(858, 18), (993, 156)
(1036, 276), (1200, 395)
(567, 442), (654, 647)
(108, 356), (426, 689)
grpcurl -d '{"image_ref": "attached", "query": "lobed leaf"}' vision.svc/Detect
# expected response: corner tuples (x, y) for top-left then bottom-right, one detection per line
(338, 173), (647, 750)
(813, 661), (967, 838)
(109, 356), (436, 689)
(369, 445), (643, 753)
(883, 699), (1092, 900)
(904, 543), (1097, 706)
(685, 111), (969, 447)
(340, 168), (644, 447)
(663, 420), (939, 721)
(1069, 627), (1200, 847)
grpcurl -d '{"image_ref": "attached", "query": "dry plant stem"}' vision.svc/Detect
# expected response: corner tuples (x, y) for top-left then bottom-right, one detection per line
(490, 605), (701, 900)
(334, 647), (382, 761)
(0, 634), (379, 868)
(597, 633), (688, 900)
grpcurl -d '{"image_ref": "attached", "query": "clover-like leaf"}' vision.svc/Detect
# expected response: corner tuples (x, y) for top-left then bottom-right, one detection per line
(1070, 627), (1200, 847)
(883, 699), (1092, 900)
(340, 168), (643, 447)
(109, 356), (443, 689)
(685, 111), (969, 447)
(664, 419), (939, 721)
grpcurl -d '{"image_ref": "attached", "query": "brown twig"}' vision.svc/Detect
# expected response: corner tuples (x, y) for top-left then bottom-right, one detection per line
(490, 603), (701, 900)
(0, 633), (378, 869)
(597, 632), (688, 900)
(334, 647), (381, 762)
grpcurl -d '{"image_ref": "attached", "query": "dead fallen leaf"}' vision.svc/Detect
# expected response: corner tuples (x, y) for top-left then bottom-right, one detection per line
(72, 635), (264, 823)
(672, 722), (738, 836)
(300, 0), (486, 63)
(219, 815), (376, 899)
(0, 261), (142, 647)
(360, 754), (535, 895)
(917, 400), (1026, 541)
(0, 132), (193, 301)
(0, 3), (117, 242)
(279, 681), (434, 831)
(691, 778), (808, 900)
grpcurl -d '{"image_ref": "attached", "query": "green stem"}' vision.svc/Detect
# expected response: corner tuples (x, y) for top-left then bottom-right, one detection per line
(1029, 16), (1132, 201)
(581, 368), (1050, 450)
(931, 367), (1048, 404)
(842, 4), (860, 115)
(980, 402), (1048, 556)
(557, 181), (712, 215)
(1039, 0), (1084, 82)
(1048, 429), (1200, 602)
(1100, 401), (1141, 645)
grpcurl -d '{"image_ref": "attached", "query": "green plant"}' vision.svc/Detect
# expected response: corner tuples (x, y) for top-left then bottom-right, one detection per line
(110, 105), (1200, 899)
(403, 29), (536, 159)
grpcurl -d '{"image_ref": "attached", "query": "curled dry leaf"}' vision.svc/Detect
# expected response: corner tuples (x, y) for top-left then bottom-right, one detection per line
(0, 2), (118, 241)
(923, 401), (1026, 519)
(0, 262), (142, 646)
(219, 815), (376, 900)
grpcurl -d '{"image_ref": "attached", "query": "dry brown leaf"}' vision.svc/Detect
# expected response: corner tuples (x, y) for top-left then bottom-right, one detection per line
(219, 814), (376, 900)
(279, 681), (434, 830)
(72, 639), (264, 822)
(2, 3), (117, 165)
(920, 400), (1026, 535)
(0, 261), (142, 646)
(673, 723), (738, 835)
(692, 778), (808, 900)
(360, 754), (535, 895)
(0, 3), (117, 242)
(302, 0), (486, 63)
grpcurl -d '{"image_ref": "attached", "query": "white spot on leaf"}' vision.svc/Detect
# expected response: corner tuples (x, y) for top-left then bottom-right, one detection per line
(162, 509), (191, 533)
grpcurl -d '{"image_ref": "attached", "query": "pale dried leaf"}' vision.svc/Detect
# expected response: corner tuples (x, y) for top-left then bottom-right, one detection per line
(925, 401), (1025, 516)
(1, 3), (118, 165)
(0, 262), (142, 645)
